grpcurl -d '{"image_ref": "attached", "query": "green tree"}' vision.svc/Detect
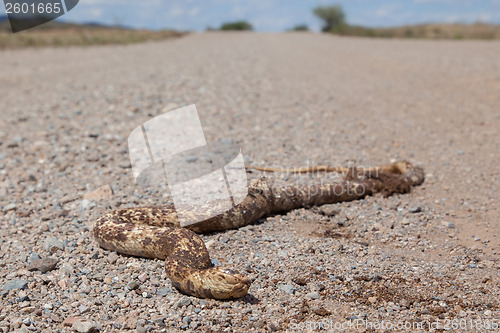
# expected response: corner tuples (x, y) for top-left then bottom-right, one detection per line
(313, 5), (346, 32)
(219, 21), (253, 31)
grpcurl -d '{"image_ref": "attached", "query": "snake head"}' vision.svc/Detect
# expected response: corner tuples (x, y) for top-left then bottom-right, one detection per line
(208, 266), (251, 299)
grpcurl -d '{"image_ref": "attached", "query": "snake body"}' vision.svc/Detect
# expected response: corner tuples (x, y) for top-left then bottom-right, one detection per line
(93, 160), (424, 299)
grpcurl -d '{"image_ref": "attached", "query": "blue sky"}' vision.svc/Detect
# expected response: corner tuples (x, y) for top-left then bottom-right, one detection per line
(15, 0), (500, 31)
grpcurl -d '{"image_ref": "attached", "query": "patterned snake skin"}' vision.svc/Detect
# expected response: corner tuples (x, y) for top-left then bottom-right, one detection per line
(93, 161), (424, 299)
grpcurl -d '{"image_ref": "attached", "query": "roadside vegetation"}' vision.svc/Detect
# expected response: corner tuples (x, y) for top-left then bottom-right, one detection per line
(313, 4), (500, 40)
(0, 19), (184, 49)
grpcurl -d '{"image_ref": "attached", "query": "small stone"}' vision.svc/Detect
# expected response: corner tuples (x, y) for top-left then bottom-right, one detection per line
(278, 284), (294, 295)
(368, 296), (378, 304)
(17, 294), (30, 302)
(2, 279), (28, 291)
(62, 263), (75, 275)
(83, 185), (113, 201)
(2, 203), (16, 212)
(27, 258), (58, 273)
(182, 316), (191, 324)
(43, 237), (64, 253)
(468, 263), (477, 268)
(305, 291), (320, 299)
(58, 279), (70, 289)
(175, 296), (192, 308)
(63, 316), (84, 327)
(292, 276), (307, 286)
(446, 222), (455, 228)
(80, 199), (95, 210)
(205, 240), (216, 248)
(78, 305), (89, 314)
(319, 206), (338, 216)
(107, 253), (119, 264)
(28, 252), (41, 263)
(156, 288), (173, 296)
(185, 155), (198, 163)
(72, 320), (100, 333)
(312, 306), (331, 316)
(152, 315), (166, 326)
(138, 273), (148, 283)
(126, 281), (140, 291)
(22, 318), (33, 326)
(277, 250), (289, 259)
(409, 206), (422, 213)
(20, 306), (36, 314)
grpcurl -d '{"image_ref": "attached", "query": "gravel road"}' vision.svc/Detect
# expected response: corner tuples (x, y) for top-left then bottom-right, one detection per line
(1, 32), (499, 332)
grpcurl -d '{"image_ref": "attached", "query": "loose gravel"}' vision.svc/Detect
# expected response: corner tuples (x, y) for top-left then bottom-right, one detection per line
(0, 32), (499, 332)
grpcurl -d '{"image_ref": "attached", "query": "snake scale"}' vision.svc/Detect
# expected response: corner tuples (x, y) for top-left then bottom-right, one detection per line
(93, 160), (424, 299)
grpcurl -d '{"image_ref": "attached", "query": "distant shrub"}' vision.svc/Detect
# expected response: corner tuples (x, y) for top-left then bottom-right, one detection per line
(289, 24), (309, 31)
(219, 21), (253, 31)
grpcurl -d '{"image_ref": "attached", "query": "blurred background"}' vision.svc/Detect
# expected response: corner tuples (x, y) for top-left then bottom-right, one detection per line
(2, 0), (500, 48)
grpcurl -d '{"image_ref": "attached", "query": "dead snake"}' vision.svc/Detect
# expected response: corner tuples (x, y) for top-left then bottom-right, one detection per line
(93, 160), (424, 299)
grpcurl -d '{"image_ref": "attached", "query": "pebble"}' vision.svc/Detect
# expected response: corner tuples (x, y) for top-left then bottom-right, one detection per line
(22, 318), (33, 326)
(319, 206), (338, 216)
(445, 222), (455, 228)
(83, 185), (113, 201)
(81, 199), (96, 210)
(126, 281), (140, 290)
(43, 237), (65, 253)
(2, 279), (28, 291)
(78, 305), (89, 314)
(138, 272), (148, 282)
(27, 257), (58, 273)
(277, 250), (289, 259)
(175, 296), (192, 308)
(409, 206), (422, 213)
(278, 284), (295, 295)
(2, 203), (16, 212)
(72, 320), (100, 333)
(156, 287), (173, 296)
(305, 291), (320, 299)
(107, 253), (119, 264)
(62, 262), (75, 275)
(28, 252), (41, 263)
